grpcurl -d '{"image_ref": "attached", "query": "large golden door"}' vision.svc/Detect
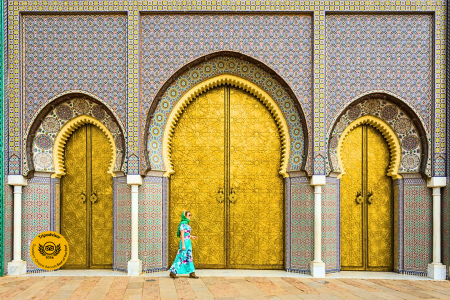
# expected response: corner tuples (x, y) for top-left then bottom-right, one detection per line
(169, 86), (284, 269)
(61, 124), (114, 269)
(340, 125), (393, 271)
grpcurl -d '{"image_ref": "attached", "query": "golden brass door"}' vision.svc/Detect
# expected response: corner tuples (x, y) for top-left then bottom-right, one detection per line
(340, 125), (393, 271)
(61, 124), (114, 269)
(169, 86), (284, 269)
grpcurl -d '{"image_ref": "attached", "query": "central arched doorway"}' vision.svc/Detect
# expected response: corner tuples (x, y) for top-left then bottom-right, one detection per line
(169, 85), (285, 269)
(61, 123), (114, 269)
(340, 123), (394, 271)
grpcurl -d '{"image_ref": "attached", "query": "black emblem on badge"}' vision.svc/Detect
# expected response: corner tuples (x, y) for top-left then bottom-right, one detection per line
(39, 242), (61, 257)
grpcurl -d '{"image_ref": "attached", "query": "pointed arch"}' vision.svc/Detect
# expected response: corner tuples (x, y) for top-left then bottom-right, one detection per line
(337, 115), (402, 180)
(162, 74), (291, 178)
(52, 115), (117, 178)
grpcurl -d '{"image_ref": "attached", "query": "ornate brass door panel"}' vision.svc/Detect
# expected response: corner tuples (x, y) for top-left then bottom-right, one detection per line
(62, 124), (113, 269)
(340, 125), (393, 271)
(228, 87), (284, 269)
(170, 87), (226, 268)
(169, 85), (284, 269)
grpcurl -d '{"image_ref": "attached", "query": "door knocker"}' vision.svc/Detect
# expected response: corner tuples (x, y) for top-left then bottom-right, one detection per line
(229, 188), (237, 204)
(90, 190), (98, 204)
(355, 191), (363, 204)
(216, 188), (224, 204)
(367, 191), (374, 204)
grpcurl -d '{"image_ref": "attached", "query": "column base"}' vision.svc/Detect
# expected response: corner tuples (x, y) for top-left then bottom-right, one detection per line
(427, 263), (446, 280)
(8, 260), (26, 275)
(128, 259), (142, 276)
(310, 261), (326, 278)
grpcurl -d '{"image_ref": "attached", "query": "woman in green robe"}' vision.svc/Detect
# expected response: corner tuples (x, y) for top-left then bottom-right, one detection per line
(169, 211), (199, 278)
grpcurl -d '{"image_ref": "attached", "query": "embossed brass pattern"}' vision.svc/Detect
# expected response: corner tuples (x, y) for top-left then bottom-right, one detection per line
(170, 86), (226, 268)
(340, 125), (393, 271)
(61, 124), (113, 269)
(169, 86), (284, 269)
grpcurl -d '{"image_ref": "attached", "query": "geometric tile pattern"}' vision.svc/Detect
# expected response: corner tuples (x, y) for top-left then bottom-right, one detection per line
(21, 178), (51, 273)
(402, 179), (432, 276)
(145, 56), (306, 172)
(22, 15), (127, 127)
(326, 14), (433, 135)
(322, 178), (340, 273)
(289, 177), (314, 273)
(27, 98), (126, 175)
(328, 98), (428, 176)
(6, 2), (446, 178)
(113, 177), (131, 272)
(139, 177), (164, 272)
(141, 14), (312, 171)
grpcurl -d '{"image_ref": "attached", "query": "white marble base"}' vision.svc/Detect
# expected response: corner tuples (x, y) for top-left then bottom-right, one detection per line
(127, 259), (142, 276)
(8, 260), (26, 275)
(427, 263), (446, 280)
(310, 261), (326, 278)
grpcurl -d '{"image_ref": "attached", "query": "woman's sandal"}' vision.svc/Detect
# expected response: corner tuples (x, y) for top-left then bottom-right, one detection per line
(169, 271), (178, 279)
(189, 272), (199, 279)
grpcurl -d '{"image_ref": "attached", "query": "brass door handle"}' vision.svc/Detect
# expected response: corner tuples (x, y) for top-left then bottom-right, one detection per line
(216, 188), (224, 204)
(367, 191), (374, 205)
(355, 191), (363, 205)
(81, 190), (86, 203)
(90, 190), (98, 204)
(229, 188), (237, 204)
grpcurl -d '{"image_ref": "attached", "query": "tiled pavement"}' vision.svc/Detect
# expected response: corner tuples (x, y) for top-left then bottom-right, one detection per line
(0, 276), (450, 300)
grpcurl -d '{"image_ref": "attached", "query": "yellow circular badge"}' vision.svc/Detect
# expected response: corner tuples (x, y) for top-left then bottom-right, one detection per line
(30, 231), (69, 270)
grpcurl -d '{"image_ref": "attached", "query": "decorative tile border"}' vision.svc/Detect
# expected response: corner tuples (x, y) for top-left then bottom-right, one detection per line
(5, 0), (445, 177)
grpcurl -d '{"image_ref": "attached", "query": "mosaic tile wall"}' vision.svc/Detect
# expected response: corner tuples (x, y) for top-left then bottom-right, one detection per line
(328, 98), (428, 176)
(326, 14), (433, 135)
(146, 56), (306, 172)
(22, 14), (127, 128)
(139, 177), (164, 272)
(402, 178), (432, 276)
(21, 178), (51, 273)
(3, 185), (12, 275)
(141, 15), (313, 168)
(322, 177), (340, 273)
(289, 176), (314, 273)
(27, 98), (126, 175)
(113, 176), (131, 271)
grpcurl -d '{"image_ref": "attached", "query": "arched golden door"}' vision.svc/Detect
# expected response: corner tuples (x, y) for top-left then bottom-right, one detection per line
(61, 124), (114, 269)
(340, 124), (393, 271)
(169, 86), (284, 269)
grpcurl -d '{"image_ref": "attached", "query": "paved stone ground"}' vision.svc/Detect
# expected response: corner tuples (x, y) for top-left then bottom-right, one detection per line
(0, 276), (450, 300)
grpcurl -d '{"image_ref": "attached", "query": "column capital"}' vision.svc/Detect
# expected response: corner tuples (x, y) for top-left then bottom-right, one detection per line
(127, 175), (143, 186)
(427, 177), (446, 188)
(7, 175), (27, 186)
(310, 175), (326, 186)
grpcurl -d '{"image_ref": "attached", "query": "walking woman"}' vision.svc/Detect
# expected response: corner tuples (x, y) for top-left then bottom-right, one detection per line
(169, 211), (199, 279)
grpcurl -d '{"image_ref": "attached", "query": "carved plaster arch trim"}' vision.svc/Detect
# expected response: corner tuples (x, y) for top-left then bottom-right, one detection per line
(52, 115), (117, 178)
(328, 89), (430, 141)
(25, 90), (127, 140)
(337, 115), (402, 180)
(162, 74), (291, 178)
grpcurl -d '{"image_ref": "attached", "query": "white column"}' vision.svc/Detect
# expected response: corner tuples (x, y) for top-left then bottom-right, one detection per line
(427, 177), (446, 280)
(7, 175), (27, 275)
(127, 175), (143, 276)
(310, 175), (326, 277)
